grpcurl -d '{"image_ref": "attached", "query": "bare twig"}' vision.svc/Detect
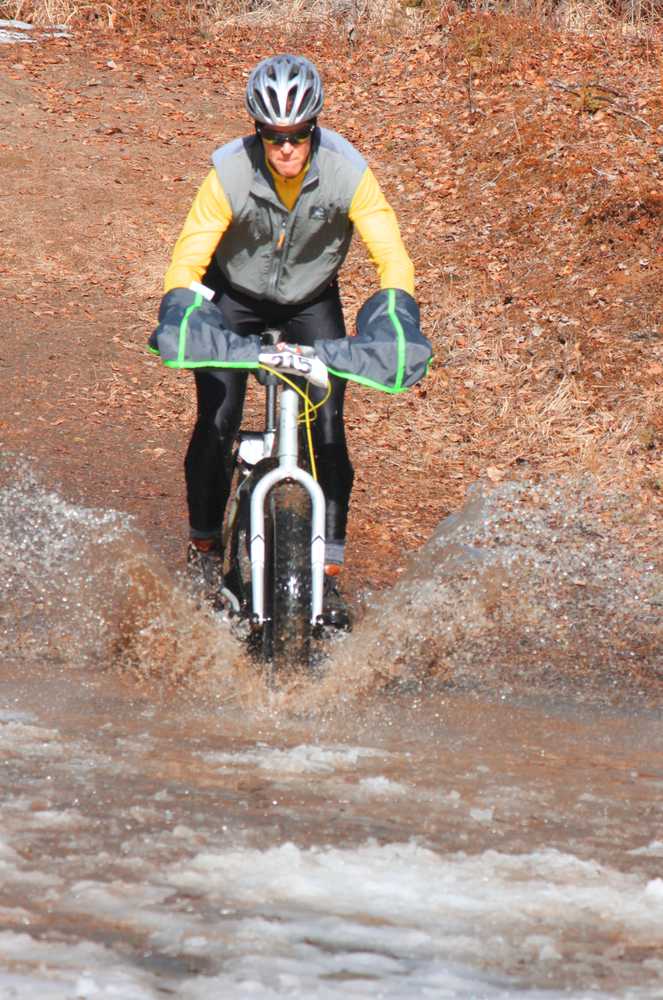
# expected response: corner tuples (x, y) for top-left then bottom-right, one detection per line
(585, 80), (627, 98)
(549, 78), (582, 96)
(512, 113), (523, 152)
(548, 79), (652, 130)
(481, 156), (523, 191)
(606, 106), (653, 129)
(466, 60), (474, 117)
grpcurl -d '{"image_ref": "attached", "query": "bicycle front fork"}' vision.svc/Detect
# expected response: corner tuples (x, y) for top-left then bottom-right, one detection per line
(249, 388), (326, 626)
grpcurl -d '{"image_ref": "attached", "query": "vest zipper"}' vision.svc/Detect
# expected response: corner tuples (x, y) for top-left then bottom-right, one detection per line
(269, 216), (289, 300)
(268, 172), (317, 299)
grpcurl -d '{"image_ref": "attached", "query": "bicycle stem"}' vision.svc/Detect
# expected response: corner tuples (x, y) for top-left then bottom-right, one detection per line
(278, 388), (299, 466)
(264, 382), (277, 457)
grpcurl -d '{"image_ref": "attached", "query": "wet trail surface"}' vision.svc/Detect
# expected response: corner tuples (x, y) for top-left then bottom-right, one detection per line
(2, 661), (663, 999)
(2, 23), (662, 998)
(1, 460), (662, 998)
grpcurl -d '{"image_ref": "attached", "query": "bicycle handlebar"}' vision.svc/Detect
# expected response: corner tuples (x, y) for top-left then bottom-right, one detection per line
(258, 348), (329, 390)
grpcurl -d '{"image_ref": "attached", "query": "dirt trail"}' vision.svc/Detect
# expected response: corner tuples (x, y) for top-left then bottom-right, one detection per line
(1, 19), (661, 595)
(1, 36), (418, 585)
(1, 43), (238, 570)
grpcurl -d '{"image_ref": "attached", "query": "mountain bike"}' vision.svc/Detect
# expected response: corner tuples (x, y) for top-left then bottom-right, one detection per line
(219, 330), (331, 676)
(150, 286), (431, 675)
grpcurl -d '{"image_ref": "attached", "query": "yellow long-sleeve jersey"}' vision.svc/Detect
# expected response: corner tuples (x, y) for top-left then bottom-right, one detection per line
(164, 161), (414, 298)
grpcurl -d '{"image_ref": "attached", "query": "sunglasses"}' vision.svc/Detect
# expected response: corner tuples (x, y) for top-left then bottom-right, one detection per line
(257, 123), (315, 146)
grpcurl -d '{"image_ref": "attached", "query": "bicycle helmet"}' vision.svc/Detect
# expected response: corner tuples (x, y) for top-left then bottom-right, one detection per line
(246, 54), (323, 126)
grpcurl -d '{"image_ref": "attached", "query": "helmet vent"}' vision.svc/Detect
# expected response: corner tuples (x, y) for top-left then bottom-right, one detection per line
(246, 54), (323, 126)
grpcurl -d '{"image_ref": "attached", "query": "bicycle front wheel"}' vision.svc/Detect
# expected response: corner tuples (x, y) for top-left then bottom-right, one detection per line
(262, 480), (312, 674)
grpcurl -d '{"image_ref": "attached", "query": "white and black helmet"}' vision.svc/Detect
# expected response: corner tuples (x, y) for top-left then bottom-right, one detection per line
(246, 54), (323, 126)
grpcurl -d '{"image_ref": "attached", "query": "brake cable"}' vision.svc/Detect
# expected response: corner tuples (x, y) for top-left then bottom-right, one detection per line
(257, 364), (332, 482)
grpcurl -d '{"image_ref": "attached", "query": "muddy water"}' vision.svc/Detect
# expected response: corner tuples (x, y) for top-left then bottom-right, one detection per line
(1, 461), (662, 998)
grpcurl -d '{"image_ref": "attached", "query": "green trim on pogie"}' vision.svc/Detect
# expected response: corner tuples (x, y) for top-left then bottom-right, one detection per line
(164, 360), (260, 370)
(387, 287), (406, 392)
(326, 367), (409, 394)
(178, 293), (204, 364)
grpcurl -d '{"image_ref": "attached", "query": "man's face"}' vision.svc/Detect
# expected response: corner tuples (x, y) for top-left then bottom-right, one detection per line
(259, 121), (313, 178)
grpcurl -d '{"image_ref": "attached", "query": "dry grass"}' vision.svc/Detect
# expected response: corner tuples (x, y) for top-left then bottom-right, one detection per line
(200, 0), (405, 33)
(0, 0), (114, 23)
(0, 0), (406, 30)
(400, 286), (663, 498)
(6, 0), (663, 32)
(4, 3), (660, 591)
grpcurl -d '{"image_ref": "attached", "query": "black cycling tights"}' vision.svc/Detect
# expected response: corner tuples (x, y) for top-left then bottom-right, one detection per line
(184, 280), (354, 546)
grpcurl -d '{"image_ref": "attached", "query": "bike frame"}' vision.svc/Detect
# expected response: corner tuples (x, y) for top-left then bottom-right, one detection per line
(248, 380), (326, 626)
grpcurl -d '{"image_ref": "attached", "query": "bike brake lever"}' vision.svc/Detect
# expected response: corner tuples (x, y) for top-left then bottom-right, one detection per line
(269, 342), (315, 358)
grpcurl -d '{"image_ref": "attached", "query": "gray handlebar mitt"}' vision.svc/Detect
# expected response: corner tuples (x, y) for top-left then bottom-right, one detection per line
(148, 288), (261, 369)
(313, 288), (432, 393)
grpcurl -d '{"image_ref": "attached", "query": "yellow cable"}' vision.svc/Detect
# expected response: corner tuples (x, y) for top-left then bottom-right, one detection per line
(257, 364), (332, 481)
(305, 380), (332, 418)
(304, 381), (332, 479)
(303, 384), (317, 481)
(256, 364), (332, 417)
(257, 365), (309, 401)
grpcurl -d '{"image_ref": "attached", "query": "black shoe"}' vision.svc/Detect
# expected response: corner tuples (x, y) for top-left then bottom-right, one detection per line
(186, 540), (225, 607)
(322, 574), (352, 631)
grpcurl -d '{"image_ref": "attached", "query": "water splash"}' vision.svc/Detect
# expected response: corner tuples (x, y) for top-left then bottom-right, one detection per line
(2, 458), (660, 710)
(314, 476), (663, 708)
(0, 458), (250, 697)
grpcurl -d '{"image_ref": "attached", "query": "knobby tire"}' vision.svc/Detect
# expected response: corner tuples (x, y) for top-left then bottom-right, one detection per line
(221, 452), (251, 611)
(224, 455), (276, 615)
(262, 480), (312, 675)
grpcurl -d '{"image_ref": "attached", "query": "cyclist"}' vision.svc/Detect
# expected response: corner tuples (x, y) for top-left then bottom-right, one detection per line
(161, 53), (415, 629)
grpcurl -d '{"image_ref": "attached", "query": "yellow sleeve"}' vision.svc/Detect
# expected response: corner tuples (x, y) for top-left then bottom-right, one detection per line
(349, 167), (414, 296)
(163, 169), (233, 293)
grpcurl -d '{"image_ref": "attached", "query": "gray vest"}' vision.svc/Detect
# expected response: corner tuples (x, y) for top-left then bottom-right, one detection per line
(211, 128), (367, 305)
